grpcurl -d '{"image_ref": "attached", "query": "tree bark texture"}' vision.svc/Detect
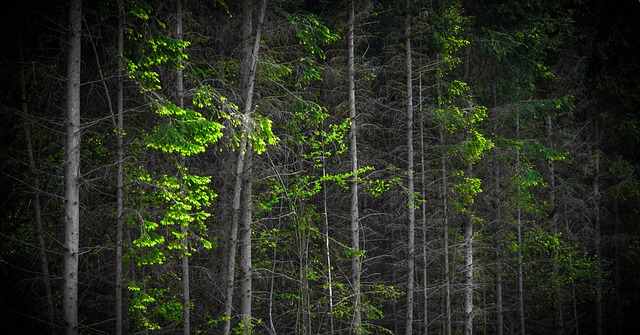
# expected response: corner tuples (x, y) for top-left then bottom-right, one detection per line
(115, 5), (125, 335)
(405, 1), (415, 334)
(348, 1), (362, 333)
(63, 0), (82, 334)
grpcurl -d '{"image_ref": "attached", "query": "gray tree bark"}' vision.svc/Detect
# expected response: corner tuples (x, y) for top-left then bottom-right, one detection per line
(63, 0), (82, 334)
(20, 44), (56, 334)
(348, 1), (362, 333)
(463, 167), (474, 335)
(493, 130), (504, 335)
(405, 1), (416, 333)
(115, 4), (124, 335)
(547, 115), (563, 335)
(516, 114), (526, 335)
(223, 1), (267, 334)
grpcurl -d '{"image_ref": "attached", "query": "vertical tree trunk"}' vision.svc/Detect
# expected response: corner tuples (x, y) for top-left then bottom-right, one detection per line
(348, 1), (362, 333)
(435, 51), (452, 335)
(516, 114), (526, 335)
(593, 118), (603, 335)
(63, 1), (82, 334)
(240, 147), (254, 334)
(547, 115), (563, 335)
(463, 167), (474, 335)
(323, 141), (335, 334)
(462, 44), (474, 335)
(222, 1), (267, 334)
(405, 1), (415, 334)
(418, 45), (429, 335)
(20, 43), (56, 334)
(115, 4), (125, 335)
(613, 199), (622, 335)
(493, 132), (504, 335)
(440, 126), (452, 335)
(174, 2), (190, 334)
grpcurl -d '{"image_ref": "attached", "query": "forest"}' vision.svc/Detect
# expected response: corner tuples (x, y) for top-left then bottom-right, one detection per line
(0, 0), (639, 334)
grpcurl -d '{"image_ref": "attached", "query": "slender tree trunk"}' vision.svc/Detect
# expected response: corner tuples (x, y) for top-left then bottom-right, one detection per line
(323, 139), (335, 334)
(240, 147), (254, 334)
(20, 44), (56, 334)
(174, 2), (191, 334)
(115, 5), (125, 335)
(593, 118), (603, 335)
(493, 137), (503, 335)
(463, 165), (474, 335)
(223, 1), (267, 334)
(419, 47), (429, 335)
(435, 51), (452, 335)
(348, 1), (362, 333)
(63, 1), (82, 334)
(440, 126), (451, 335)
(462, 44), (474, 335)
(516, 115), (526, 335)
(405, 2), (415, 333)
(613, 199), (622, 335)
(546, 115), (563, 335)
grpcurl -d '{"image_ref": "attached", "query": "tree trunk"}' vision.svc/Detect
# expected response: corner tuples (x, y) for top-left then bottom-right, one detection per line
(322, 131), (336, 333)
(240, 147), (254, 334)
(593, 118), (603, 335)
(462, 44), (474, 335)
(223, 1), (267, 334)
(418, 44), (429, 335)
(440, 126), (452, 335)
(405, 1), (415, 333)
(20, 42), (56, 334)
(463, 166), (474, 335)
(63, 0), (82, 334)
(516, 115), (526, 335)
(174, 2), (191, 334)
(547, 115), (563, 335)
(348, 1), (362, 333)
(493, 140), (504, 335)
(115, 5), (125, 335)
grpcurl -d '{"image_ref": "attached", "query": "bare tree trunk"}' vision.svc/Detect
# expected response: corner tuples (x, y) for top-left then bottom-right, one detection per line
(405, 2), (415, 333)
(593, 118), (603, 335)
(493, 139), (504, 335)
(440, 126), (451, 335)
(463, 165), (474, 335)
(435, 51), (452, 335)
(462, 45), (474, 335)
(323, 147), (335, 334)
(20, 42), (56, 334)
(240, 147), (254, 334)
(516, 115), (526, 335)
(348, 1), (362, 333)
(222, 1), (267, 334)
(418, 45), (429, 335)
(63, 1), (82, 334)
(546, 115), (563, 335)
(174, 2), (191, 334)
(115, 5), (125, 334)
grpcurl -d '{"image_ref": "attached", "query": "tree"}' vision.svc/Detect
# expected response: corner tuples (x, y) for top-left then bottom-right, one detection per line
(62, 0), (82, 333)
(347, 1), (363, 333)
(115, 3), (125, 334)
(405, 1), (416, 334)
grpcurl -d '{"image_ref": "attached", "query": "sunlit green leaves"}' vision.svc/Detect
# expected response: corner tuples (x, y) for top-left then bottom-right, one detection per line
(250, 114), (279, 154)
(146, 100), (225, 156)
